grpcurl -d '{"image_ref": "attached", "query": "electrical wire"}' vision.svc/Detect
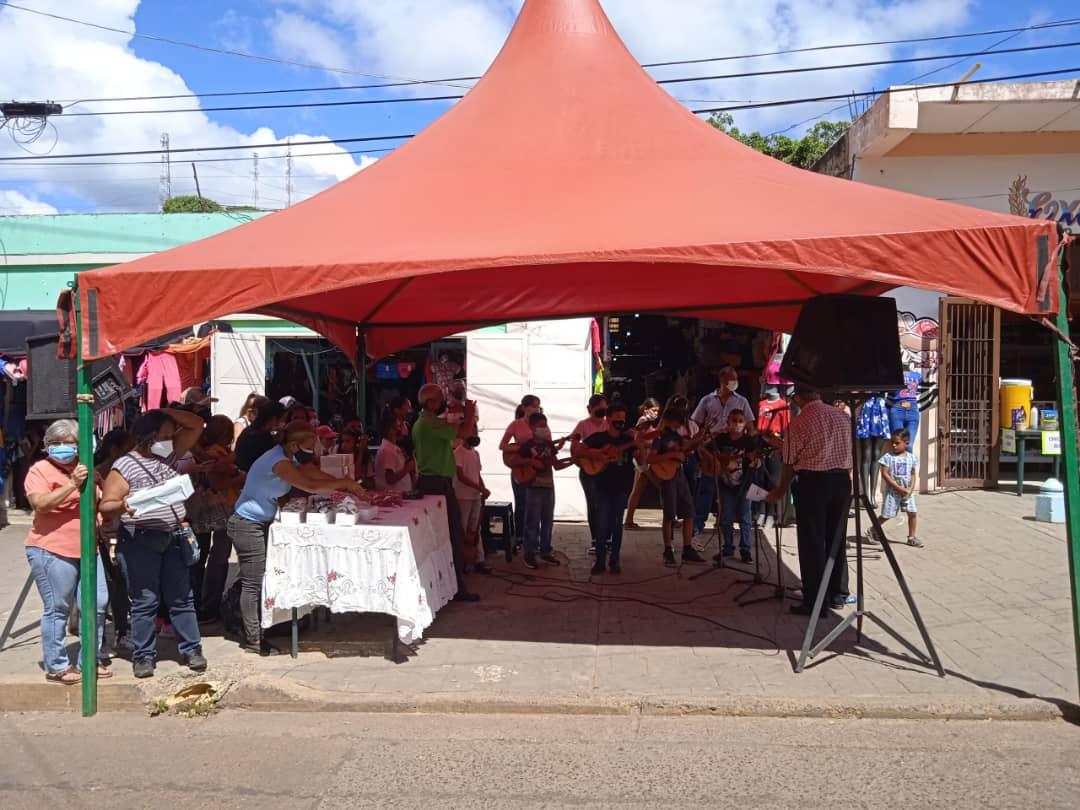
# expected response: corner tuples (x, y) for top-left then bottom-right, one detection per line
(0, 146), (396, 168)
(12, 1), (1078, 92)
(4, 68), (1077, 165)
(690, 65), (1080, 113)
(53, 38), (1080, 118)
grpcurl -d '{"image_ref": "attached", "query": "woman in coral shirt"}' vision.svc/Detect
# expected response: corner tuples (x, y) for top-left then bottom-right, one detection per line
(24, 419), (110, 685)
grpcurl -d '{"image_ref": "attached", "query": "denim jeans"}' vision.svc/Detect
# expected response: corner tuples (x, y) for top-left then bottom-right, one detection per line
(25, 547), (107, 674)
(889, 404), (920, 445)
(116, 526), (202, 661)
(694, 474), (717, 534)
(593, 488), (629, 563)
(718, 488), (753, 553)
(523, 486), (555, 557)
(511, 478), (526, 542)
(227, 514), (269, 644)
(579, 471), (600, 543)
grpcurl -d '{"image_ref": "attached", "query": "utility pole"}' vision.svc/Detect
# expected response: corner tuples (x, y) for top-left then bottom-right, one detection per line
(252, 151), (260, 209)
(286, 139), (293, 207)
(191, 162), (204, 210)
(159, 132), (171, 206)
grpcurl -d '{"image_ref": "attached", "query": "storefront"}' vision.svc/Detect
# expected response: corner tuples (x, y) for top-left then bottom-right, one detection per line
(813, 79), (1080, 491)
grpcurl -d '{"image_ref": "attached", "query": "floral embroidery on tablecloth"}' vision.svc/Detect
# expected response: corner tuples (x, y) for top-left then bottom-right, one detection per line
(327, 570), (339, 582)
(264, 597), (276, 609)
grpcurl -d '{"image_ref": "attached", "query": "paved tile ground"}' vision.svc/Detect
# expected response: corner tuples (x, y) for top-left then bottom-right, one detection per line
(2, 489), (1077, 714)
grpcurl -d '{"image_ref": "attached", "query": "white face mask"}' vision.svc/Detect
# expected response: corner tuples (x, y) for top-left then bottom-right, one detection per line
(150, 439), (174, 458)
(725, 380), (740, 393)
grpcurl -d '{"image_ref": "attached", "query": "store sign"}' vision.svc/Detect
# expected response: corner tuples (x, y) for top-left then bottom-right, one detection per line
(1042, 431), (1062, 456)
(1001, 428), (1017, 454)
(1009, 176), (1080, 229)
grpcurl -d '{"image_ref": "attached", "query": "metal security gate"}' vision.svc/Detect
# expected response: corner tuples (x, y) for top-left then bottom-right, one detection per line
(939, 298), (1001, 487)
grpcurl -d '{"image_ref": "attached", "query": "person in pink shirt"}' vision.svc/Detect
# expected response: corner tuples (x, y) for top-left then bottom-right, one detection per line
(500, 395), (542, 549)
(570, 394), (609, 554)
(24, 420), (110, 685)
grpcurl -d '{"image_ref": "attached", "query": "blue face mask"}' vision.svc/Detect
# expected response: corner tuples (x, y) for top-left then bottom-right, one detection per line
(47, 444), (78, 464)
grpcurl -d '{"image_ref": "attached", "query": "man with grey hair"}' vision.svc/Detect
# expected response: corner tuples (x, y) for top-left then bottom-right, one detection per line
(768, 384), (852, 615)
(412, 383), (480, 602)
(691, 365), (753, 536)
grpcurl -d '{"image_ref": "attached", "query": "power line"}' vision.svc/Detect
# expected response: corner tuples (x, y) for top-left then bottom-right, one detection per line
(0, 134), (411, 162)
(690, 65), (1080, 113)
(3, 66), (1077, 166)
(52, 38), (1080, 118)
(12, 1), (1079, 94)
(0, 146), (396, 168)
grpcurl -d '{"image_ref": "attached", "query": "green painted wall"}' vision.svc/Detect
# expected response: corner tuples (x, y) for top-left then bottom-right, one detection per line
(0, 212), (268, 311)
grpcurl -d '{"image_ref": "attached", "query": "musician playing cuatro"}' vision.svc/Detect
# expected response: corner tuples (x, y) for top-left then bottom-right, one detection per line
(505, 412), (574, 570)
(578, 403), (653, 575)
(647, 405), (711, 567)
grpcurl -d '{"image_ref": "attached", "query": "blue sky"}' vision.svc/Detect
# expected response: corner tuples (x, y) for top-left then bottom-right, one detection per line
(0, 0), (1074, 214)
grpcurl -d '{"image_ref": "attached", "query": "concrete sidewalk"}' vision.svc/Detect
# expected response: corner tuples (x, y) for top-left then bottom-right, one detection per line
(1, 490), (1077, 719)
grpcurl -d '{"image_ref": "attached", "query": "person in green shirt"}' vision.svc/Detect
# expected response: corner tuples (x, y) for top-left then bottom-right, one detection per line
(412, 383), (480, 602)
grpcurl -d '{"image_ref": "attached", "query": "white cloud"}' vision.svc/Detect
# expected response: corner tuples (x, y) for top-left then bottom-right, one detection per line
(0, 0), (375, 213)
(271, 0), (974, 128)
(0, 190), (60, 215)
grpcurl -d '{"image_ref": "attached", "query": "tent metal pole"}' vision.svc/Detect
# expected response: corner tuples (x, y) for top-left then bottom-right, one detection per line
(356, 330), (366, 422)
(75, 278), (98, 717)
(1051, 249), (1080, 700)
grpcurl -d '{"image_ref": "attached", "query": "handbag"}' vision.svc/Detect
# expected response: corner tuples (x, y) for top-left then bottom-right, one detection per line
(127, 453), (201, 567)
(186, 487), (233, 534)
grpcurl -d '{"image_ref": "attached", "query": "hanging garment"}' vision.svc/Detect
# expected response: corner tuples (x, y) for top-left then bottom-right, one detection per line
(856, 396), (891, 439)
(139, 351), (182, 410)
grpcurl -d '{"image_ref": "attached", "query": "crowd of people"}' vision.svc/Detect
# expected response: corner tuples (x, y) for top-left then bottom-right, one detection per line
(20, 369), (922, 684)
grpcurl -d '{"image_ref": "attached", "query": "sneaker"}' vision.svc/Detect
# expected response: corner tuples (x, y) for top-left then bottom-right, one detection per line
(590, 559), (606, 576)
(740, 550), (752, 564)
(662, 547), (676, 566)
(722, 547), (736, 558)
(132, 658), (155, 679)
(609, 559), (622, 574)
(524, 554), (539, 570)
(539, 554), (561, 566)
(681, 547), (706, 564)
(184, 651), (208, 672)
(863, 530), (880, 546)
(907, 536), (924, 548)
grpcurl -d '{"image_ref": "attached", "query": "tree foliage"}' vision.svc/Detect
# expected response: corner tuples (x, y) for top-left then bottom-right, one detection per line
(162, 195), (223, 213)
(707, 113), (849, 169)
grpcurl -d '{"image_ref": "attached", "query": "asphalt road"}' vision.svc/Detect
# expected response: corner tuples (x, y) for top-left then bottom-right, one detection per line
(1, 711), (1077, 809)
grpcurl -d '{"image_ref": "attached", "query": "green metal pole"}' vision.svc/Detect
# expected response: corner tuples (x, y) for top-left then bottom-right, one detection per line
(1052, 250), (1080, 701)
(75, 278), (97, 716)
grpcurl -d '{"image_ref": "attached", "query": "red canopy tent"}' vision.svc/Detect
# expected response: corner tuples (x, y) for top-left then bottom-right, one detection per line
(78, 0), (1059, 361)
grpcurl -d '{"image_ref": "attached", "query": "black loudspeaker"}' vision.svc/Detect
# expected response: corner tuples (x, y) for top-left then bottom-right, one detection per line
(780, 294), (904, 393)
(26, 334), (134, 420)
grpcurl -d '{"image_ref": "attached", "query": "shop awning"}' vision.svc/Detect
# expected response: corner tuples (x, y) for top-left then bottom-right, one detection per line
(77, 0), (1060, 361)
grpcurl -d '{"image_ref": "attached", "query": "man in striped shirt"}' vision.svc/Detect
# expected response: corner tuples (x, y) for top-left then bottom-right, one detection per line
(768, 385), (852, 616)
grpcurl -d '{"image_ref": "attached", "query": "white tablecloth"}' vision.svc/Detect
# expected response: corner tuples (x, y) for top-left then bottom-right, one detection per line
(263, 496), (457, 643)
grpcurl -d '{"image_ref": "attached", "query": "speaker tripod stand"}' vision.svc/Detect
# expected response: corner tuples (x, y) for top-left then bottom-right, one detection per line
(794, 393), (944, 676)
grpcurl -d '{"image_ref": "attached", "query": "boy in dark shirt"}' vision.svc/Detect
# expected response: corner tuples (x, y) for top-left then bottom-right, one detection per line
(647, 409), (707, 566)
(580, 404), (642, 574)
(711, 409), (762, 562)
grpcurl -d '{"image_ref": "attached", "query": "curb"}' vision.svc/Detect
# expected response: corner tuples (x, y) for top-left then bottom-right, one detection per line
(2, 673), (1075, 722)
(221, 676), (1079, 723)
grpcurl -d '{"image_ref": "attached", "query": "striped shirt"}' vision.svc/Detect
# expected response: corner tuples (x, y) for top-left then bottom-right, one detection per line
(113, 451), (185, 530)
(782, 400), (852, 472)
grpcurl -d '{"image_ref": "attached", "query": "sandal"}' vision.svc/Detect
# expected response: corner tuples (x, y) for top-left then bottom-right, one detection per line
(45, 668), (81, 686)
(97, 664), (114, 679)
(623, 521), (641, 530)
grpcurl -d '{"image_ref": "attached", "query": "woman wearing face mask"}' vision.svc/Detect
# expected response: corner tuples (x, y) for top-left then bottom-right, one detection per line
(500, 395), (541, 549)
(23, 420), (110, 685)
(235, 399), (285, 472)
(570, 395), (609, 555)
(227, 420), (366, 655)
(623, 398), (661, 530)
(99, 408), (207, 679)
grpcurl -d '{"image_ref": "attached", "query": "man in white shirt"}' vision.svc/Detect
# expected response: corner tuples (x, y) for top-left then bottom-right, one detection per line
(690, 366), (754, 536)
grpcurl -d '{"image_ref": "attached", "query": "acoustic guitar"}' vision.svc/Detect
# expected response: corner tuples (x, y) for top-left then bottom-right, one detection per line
(576, 433), (651, 477)
(649, 423), (720, 482)
(504, 439), (571, 485)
